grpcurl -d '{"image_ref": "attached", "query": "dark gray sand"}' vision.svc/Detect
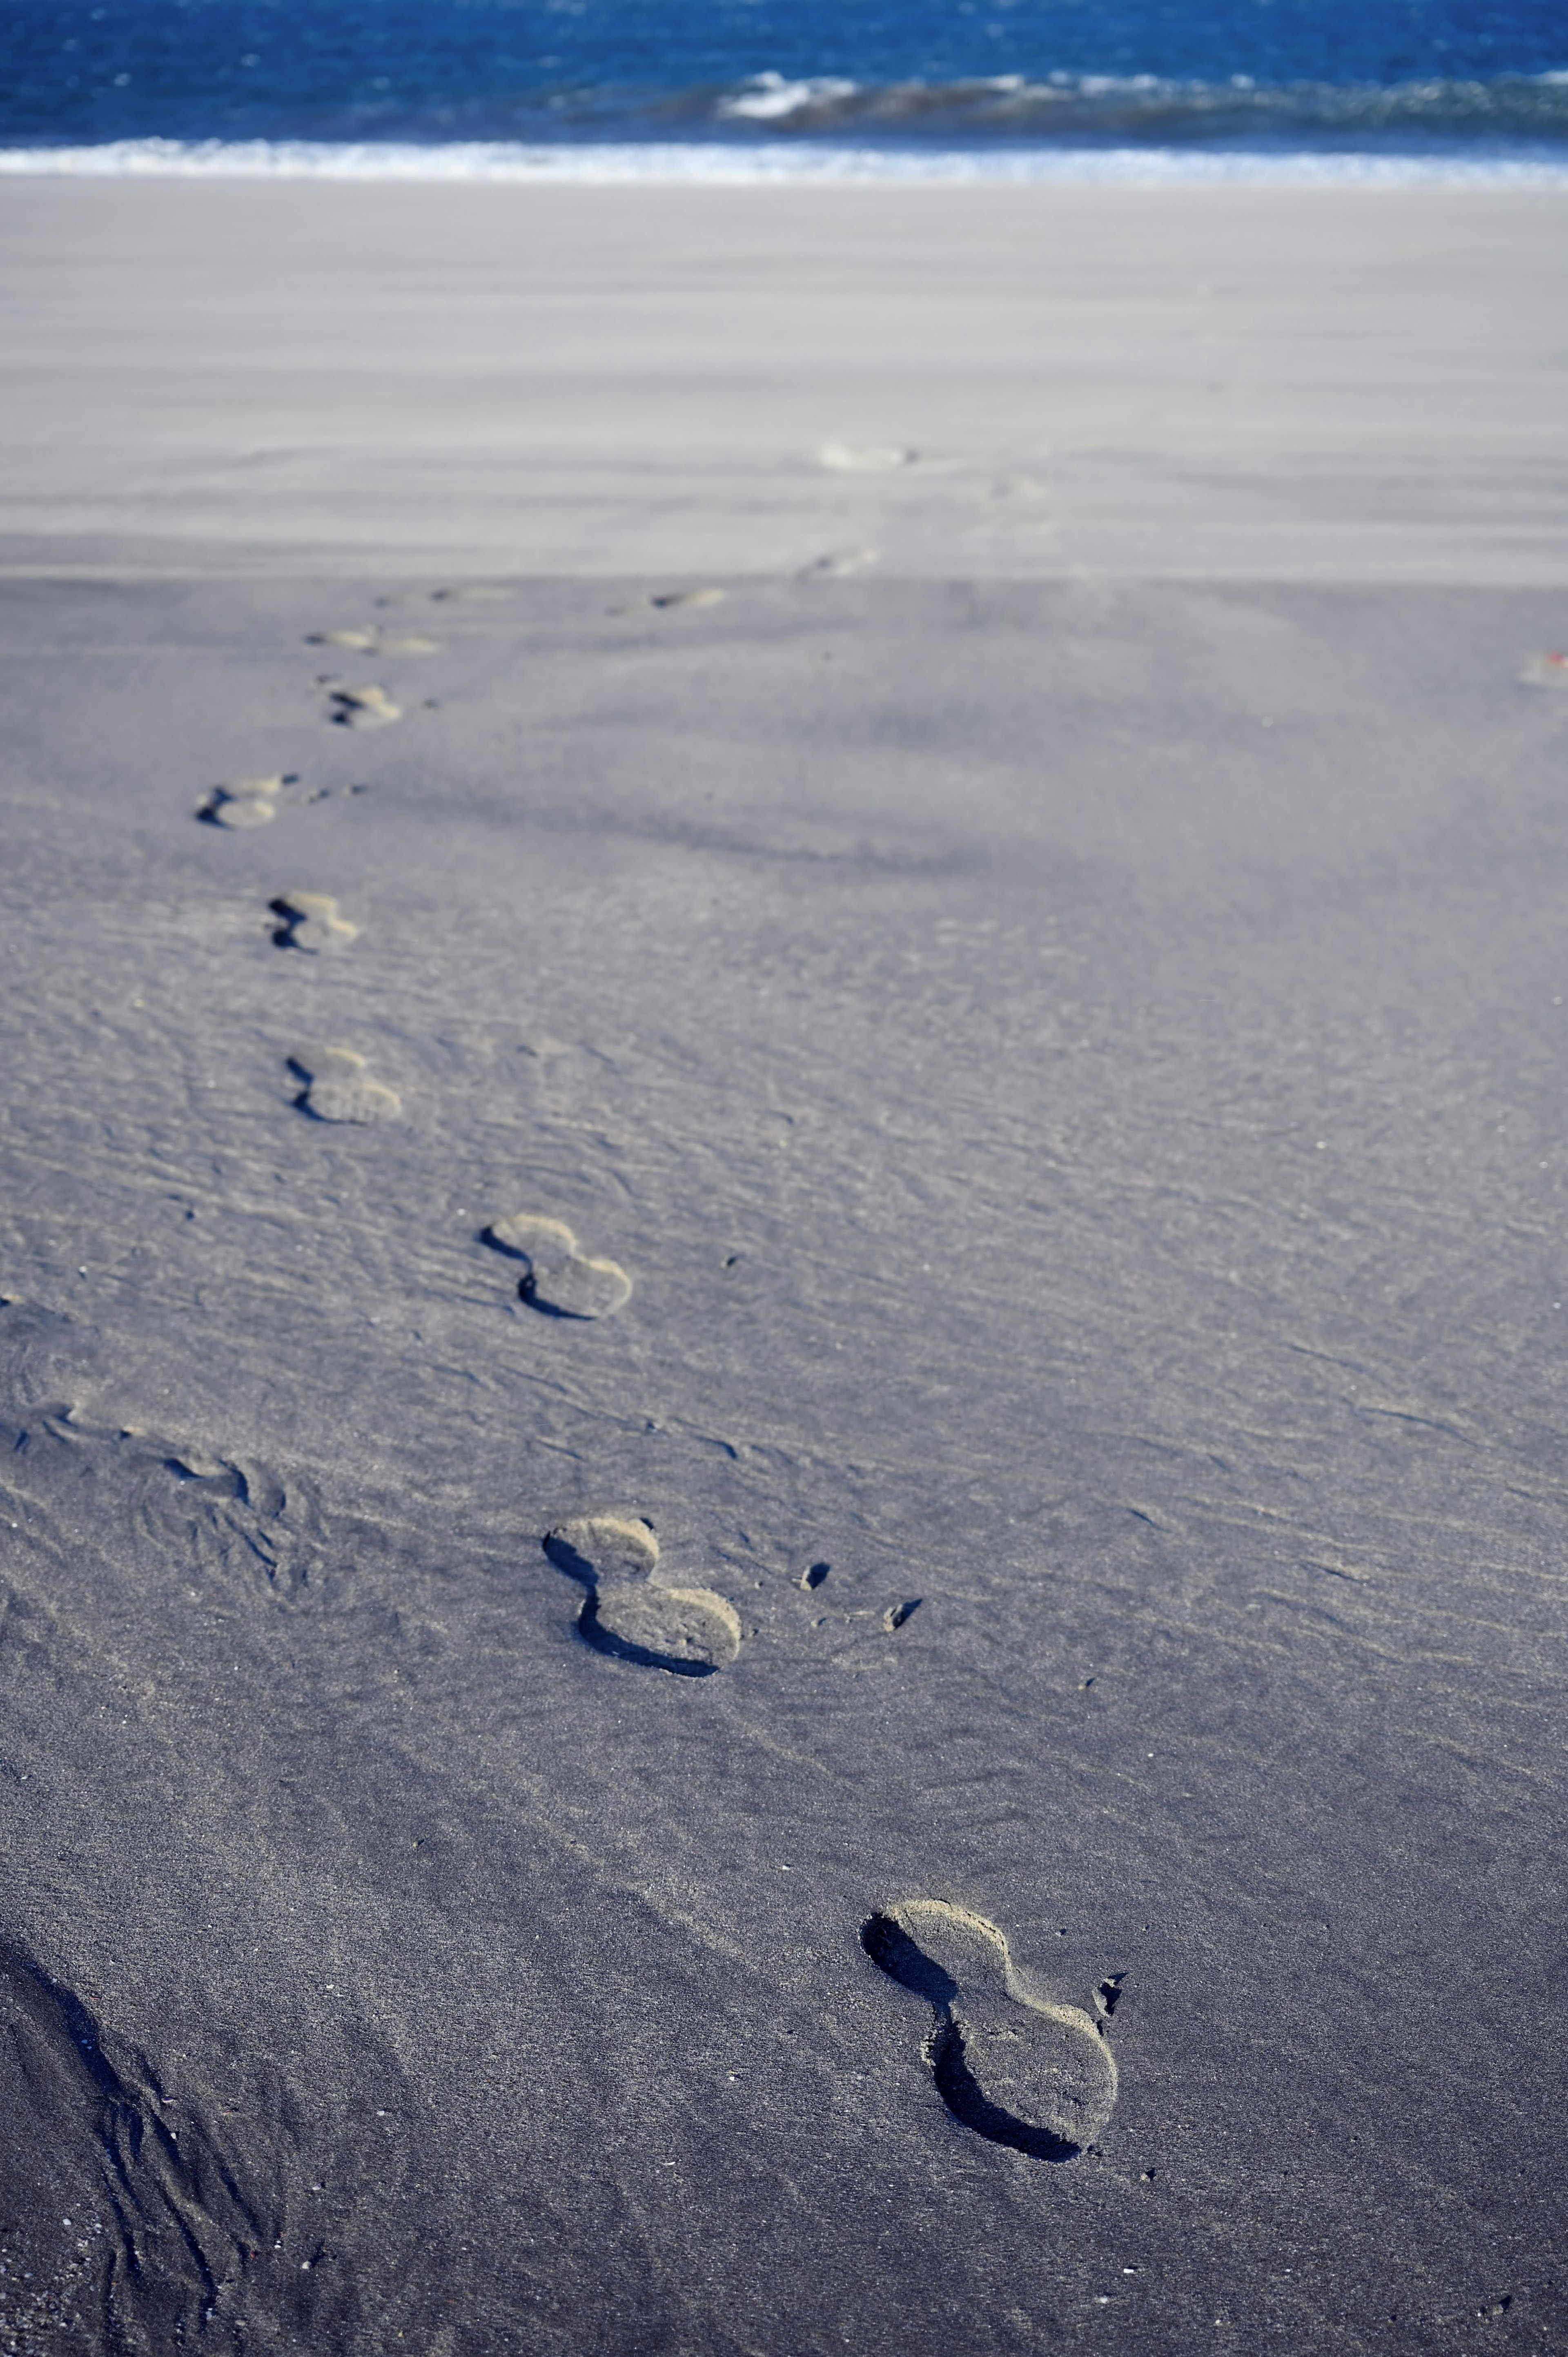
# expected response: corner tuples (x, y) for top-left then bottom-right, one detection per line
(0, 183), (1566, 2356)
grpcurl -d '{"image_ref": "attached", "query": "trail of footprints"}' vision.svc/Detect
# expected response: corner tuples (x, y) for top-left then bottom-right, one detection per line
(183, 548), (1552, 2168)
(138, 520), (1568, 2192)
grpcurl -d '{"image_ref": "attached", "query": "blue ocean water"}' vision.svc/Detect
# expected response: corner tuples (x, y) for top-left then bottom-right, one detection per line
(2, 0), (1566, 170)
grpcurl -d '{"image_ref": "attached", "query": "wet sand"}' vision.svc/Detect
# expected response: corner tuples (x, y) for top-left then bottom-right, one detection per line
(0, 177), (1565, 2355)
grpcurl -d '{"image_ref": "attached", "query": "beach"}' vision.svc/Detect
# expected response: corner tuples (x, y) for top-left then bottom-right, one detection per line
(0, 173), (1565, 2354)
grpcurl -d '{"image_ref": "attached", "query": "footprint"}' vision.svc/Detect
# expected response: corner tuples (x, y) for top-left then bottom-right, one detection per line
(862, 1900), (1118, 2162)
(325, 683), (401, 730)
(608, 587), (726, 616)
(483, 1213), (631, 1319)
(1520, 651), (1568, 688)
(543, 1514), (742, 1676)
(307, 627), (438, 655)
(198, 773), (295, 829)
(287, 1046), (400, 1124)
(980, 475), (1051, 505)
(818, 443), (915, 473)
(800, 548), (879, 578)
(270, 892), (359, 952)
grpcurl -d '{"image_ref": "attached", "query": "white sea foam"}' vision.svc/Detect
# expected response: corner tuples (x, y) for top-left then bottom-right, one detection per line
(718, 73), (861, 121)
(1, 138), (1566, 185)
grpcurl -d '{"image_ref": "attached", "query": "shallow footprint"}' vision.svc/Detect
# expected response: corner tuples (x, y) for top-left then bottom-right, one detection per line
(287, 1045), (400, 1123)
(325, 683), (402, 730)
(862, 1900), (1117, 2162)
(818, 442), (915, 473)
(800, 548), (879, 579)
(307, 627), (438, 655)
(484, 1213), (631, 1319)
(198, 773), (294, 829)
(307, 626), (379, 650)
(270, 891), (359, 952)
(543, 1514), (742, 1676)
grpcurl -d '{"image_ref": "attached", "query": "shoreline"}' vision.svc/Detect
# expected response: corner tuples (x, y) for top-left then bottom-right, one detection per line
(3, 135), (1568, 186)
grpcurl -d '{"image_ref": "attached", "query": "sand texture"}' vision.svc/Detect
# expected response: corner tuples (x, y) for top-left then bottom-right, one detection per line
(0, 180), (1565, 2356)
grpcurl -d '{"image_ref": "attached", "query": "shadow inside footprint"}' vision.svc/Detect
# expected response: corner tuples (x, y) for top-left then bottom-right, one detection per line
(927, 2025), (1080, 2162)
(543, 1514), (741, 1676)
(270, 891), (358, 952)
(862, 1900), (1117, 2164)
(578, 1587), (727, 1676)
(485, 1214), (631, 1319)
(198, 773), (296, 829)
(325, 683), (401, 729)
(287, 1045), (400, 1124)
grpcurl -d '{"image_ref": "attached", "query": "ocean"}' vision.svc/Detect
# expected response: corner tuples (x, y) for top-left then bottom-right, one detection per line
(2, 0), (1566, 178)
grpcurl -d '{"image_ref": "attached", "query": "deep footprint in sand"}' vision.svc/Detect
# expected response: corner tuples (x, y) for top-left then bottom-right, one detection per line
(543, 1514), (742, 1675)
(484, 1214), (631, 1319)
(198, 773), (296, 829)
(270, 892), (359, 952)
(287, 1046), (400, 1123)
(862, 1900), (1118, 2162)
(325, 683), (402, 730)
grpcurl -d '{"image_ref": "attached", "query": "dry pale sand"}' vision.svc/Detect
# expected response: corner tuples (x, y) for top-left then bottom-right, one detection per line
(0, 177), (1565, 2356)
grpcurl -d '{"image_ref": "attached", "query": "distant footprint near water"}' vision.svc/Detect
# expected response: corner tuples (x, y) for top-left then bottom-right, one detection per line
(863, 1901), (1118, 2162)
(484, 1214), (631, 1319)
(818, 442), (915, 473)
(307, 626), (439, 655)
(288, 1046), (400, 1124)
(544, 1514), (742, 1676)
(270, 892), (358, 952)
(800, 548), (879, 579)
(608, 587), (725, 616)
